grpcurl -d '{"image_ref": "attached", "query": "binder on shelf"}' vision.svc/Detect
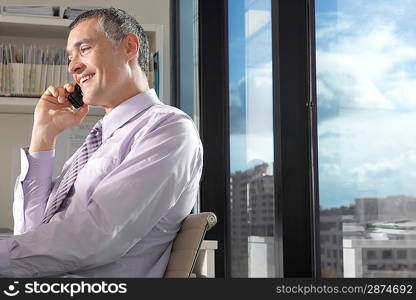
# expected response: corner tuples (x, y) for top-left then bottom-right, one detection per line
(153, 52), (160, 96)
(0, 43), (72, 97)
(63, 7), (102, 20)
(148, 52), (154, 89)
(10, 45), (23, 95)
(0, 44), (3, 93)
(2, 6), (60, 18)
(3, 45), (12, 95)
(23, 45), (30, 95)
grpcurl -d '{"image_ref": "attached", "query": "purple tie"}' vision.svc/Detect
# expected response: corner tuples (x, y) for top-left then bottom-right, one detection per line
(41, 120), (103, 224)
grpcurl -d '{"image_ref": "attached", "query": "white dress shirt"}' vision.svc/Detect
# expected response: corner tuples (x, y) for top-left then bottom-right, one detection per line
(0, 89), (203, 277)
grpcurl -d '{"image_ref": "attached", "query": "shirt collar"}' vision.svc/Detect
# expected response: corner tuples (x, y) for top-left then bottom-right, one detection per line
(101, 89), (161, 143)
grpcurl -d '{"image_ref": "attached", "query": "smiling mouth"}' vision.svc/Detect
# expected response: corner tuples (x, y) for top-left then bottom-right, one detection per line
(80, 73), (95, 85)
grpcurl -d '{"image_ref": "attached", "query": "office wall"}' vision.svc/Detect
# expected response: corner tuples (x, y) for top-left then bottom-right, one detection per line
(0, 0), (171, 229)
(0, 114), (32, 230)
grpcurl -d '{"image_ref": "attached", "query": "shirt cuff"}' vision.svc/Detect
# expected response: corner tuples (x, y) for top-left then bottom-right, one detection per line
(20, 147), (55, 181)
(0, 239), (12, 277)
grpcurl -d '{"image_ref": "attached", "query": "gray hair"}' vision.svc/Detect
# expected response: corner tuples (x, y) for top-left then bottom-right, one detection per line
(69, 7), (149, 77)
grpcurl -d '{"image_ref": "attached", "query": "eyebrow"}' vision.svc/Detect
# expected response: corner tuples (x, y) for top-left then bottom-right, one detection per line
(66, 39), (93, 57)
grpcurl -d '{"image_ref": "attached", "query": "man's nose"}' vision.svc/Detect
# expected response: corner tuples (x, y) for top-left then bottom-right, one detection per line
(68, 60), (84, 74)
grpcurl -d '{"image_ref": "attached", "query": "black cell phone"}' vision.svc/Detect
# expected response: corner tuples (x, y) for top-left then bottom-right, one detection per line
(67, 84), (84, 109)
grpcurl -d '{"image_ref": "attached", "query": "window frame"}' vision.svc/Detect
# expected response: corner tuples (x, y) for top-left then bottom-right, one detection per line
(177, 0), (321, 277)
(198, 0), (231, 278)
(272, 0), (319, 277)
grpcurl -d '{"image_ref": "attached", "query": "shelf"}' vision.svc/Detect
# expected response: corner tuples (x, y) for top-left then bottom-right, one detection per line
(0, 14), (71, 26)
(0, 97), (105, 116)
(0, 14), (161, 41)
(0, 15), (71, 39)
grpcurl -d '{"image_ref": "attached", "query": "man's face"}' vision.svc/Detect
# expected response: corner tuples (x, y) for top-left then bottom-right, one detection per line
(67, 18), (128, 108)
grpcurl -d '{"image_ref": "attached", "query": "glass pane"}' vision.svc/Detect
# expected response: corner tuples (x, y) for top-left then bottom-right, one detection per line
(178, 0), (200, 213)
(179, 0), (199, 129)
(316, 0), (416, 277)
(229, 0), (279, 277)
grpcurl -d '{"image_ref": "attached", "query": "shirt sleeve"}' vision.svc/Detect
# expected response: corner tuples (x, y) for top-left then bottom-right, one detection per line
(13, 148), (55, 235)
(2, 115), (202, 277)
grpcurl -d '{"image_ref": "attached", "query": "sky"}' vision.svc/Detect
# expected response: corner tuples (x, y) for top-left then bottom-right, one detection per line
(228, 0), (273, 173)
(228, 0), (416, 209)
(316, 0), (416, 207)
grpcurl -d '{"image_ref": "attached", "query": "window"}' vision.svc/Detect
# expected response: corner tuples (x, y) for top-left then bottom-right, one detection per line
(367, 250), (377, 260)
(177, 0), (199, 124)
(321, 235), (330, 243)
(175, 0), (200, 213)
(397, 250), (407, 260)
(382, 250), (393, 260)
(316, 0), (416, 278)
(229, 0), (278, 278)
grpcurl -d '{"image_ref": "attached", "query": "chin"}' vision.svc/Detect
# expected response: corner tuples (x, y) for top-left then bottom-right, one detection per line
(82, 98), (94, 107)
(85, 101), (98, 107)
(82, 93), (95, 105)
(84, 91), (106, 106)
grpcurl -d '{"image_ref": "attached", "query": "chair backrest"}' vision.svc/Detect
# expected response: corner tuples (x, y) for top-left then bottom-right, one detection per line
(164, 212), (217, 278)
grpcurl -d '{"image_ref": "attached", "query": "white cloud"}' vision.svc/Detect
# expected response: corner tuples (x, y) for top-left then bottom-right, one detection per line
(245, 10), (270, 38)
(315, 12), (353, 40)
(230, 59), (274, 173)
(246, 61), (273, 135)
(318, 111), (416, 206)
(317, 11), (416, 112)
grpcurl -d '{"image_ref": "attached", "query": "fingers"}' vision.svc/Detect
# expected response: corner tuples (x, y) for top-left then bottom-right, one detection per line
(57, 87), (67, 103)
(64, 83), (75, 93)
(45, 86), (65, 102)
(45, 85), (58, 97)
(45, 84), (76, 104)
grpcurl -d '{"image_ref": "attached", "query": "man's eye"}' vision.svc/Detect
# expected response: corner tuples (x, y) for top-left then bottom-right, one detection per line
(80, 47), (91, 53)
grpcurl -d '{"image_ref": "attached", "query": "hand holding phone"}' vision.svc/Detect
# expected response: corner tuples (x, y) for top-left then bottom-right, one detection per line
(30, 84), (89, 152)
(67, 84), (84, 109)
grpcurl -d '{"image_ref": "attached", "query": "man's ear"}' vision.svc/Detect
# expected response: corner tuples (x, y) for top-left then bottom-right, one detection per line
(123, 33), (140, 63)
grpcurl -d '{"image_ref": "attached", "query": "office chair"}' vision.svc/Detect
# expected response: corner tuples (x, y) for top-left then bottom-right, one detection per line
(164, 212), (217, 278)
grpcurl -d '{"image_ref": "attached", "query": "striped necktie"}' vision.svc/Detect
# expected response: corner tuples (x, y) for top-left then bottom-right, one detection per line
(41, 120), (103, 224)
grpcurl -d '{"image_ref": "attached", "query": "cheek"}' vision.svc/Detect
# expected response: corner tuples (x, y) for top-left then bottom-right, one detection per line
(96, 54), (127, 83)
(107, 64), (129, 83)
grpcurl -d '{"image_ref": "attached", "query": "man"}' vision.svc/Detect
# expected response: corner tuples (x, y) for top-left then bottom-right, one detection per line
(0, 8), (203, 277)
